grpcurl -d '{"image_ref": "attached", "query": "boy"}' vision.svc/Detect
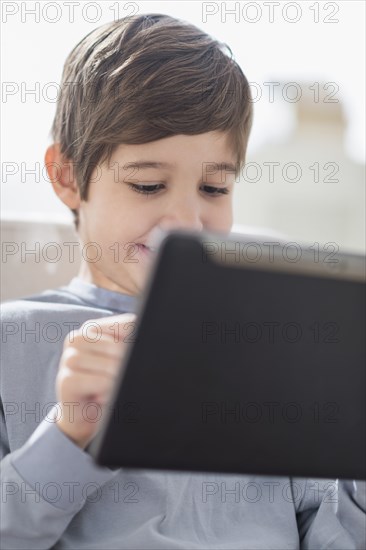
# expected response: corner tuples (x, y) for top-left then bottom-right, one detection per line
(1, 13), (365, 549)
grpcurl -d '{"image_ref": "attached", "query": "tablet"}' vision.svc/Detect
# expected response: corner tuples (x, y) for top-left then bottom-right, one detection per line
(89, 229), (366, 480)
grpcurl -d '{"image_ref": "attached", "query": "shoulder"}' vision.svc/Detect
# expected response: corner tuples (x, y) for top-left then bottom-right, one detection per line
(0, 289), (114, 344)
(1, 293), (92, 322)
(1, 283), (114, 318)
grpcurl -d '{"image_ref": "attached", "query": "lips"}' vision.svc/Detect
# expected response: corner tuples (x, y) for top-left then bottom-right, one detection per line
(138, 244), (157, 253)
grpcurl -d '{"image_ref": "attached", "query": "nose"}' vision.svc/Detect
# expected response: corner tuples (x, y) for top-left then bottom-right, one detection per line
(147, 194), (204, 250)
(159, 198), (203, 234)
(159, 219), (203, 233)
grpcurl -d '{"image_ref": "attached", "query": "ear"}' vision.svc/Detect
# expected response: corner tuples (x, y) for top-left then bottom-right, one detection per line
(45, 144), (81, 210)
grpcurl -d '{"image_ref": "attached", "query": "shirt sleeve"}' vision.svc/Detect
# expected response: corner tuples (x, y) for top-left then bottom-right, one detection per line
(295, 477), (366, 549)
(0, 404), (120, 549)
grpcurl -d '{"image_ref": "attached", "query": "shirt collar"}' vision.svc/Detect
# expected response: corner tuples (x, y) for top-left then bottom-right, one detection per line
(60, 277), (139, 314)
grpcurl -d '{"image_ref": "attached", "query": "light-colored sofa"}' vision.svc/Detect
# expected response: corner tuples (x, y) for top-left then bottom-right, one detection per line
(1, 217), (81, 302)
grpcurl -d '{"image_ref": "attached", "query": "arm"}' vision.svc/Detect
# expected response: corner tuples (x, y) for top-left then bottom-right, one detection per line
(1, 312), (134, 548)
(295, 478), (366, 549)
(0, 404), (119, 549)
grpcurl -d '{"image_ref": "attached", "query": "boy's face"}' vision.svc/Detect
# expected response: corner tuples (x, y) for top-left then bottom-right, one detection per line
(77, 131), (237, 296)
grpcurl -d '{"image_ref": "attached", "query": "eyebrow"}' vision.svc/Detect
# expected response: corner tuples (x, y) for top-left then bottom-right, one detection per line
(123, 161), (237, 172)
(123, 161), (173, 170)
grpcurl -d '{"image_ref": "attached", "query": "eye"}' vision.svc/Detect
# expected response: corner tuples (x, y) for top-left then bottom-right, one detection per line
(127, 183), (164, 195)
(127, 183), (230, 197)
(202, 185), (230, 197)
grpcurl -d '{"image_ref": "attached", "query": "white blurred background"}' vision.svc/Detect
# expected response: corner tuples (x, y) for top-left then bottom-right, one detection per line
(1, 0), (365, 260)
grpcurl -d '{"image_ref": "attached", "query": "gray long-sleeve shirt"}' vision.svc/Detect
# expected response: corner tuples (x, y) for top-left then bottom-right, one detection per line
(1, 277), (365, 549)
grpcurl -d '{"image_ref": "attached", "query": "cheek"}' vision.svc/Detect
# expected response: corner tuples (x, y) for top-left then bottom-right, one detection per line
(84, 185), (124, 221)
(81, 201), (121, 248)
(207, 200), (233, 226)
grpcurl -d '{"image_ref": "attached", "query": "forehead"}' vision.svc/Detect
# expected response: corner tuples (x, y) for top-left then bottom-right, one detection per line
(110, 131), (237, 171)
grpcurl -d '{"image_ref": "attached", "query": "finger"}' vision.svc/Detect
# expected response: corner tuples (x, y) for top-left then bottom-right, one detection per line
(67, 331), (126, 358)
(59, 368), (115, 399)
(61, 348), (124, 378)
(80, 315), (138, 343)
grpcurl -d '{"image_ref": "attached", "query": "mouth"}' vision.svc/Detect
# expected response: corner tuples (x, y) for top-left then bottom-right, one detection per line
(138, 243), (158, 254)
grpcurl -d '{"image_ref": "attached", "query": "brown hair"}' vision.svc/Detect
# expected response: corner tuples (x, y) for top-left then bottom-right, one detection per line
(51, 13), (253, 229)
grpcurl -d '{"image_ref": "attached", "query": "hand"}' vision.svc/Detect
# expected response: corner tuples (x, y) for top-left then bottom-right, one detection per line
(55, 313), (137, 449)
